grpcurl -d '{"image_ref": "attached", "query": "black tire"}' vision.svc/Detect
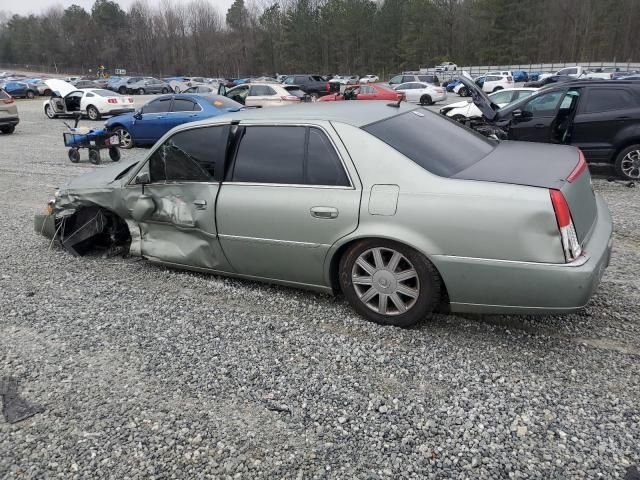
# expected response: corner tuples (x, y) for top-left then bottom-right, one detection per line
(118, 86), (127, 94)
(458, 87), (468, 97)
(137, 88), (145, 95)
(310, 93), (320, 102)
(419, 94), (433, 106)
(89, 149), (101, 165)
(1, 125), (15, 134)
(339, 239), (441, 328)
(43, 89), (52, 96)
(87, 105), (100, 121)
(108, 147), (121, 162)
(614, 144), (640, 180)
(26, 90), (35, 99)
(68, 148), (80, 163)
(161, 87), (169, 94)
(45, 104), (56, 119)
(113, 126), (133, 149)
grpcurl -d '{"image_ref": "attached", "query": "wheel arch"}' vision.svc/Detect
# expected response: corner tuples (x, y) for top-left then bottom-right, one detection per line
(325, 235), (450, 308)
(610, 134), (640, 163)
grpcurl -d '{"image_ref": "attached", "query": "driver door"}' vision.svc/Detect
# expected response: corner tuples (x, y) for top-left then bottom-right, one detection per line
(508, 90), (565, 142)
(125, 124), (233, 271)
(133, 97), (172, 143)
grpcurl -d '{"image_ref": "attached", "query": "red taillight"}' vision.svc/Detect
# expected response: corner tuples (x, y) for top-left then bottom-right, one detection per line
(107, 98), (118, 104)
(567, 150), (587, 182)
(549, 189), (582, 262)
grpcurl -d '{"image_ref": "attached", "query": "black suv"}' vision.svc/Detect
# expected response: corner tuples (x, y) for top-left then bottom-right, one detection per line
(283, 75), (337, 98)
(458, 77), (640, 180)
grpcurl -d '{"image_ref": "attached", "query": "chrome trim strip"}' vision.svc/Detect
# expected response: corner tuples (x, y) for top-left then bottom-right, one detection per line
(450, 301), (587, 311)
(432, 253), (590, 268)
(218, 233), (327, 249)
(221, 182), (353, 190)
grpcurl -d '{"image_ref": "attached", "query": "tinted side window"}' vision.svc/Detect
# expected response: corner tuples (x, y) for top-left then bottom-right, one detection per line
(149, 126), (229, 182)
(307, 128), (349, 186)
(249, 85), (276, 96)
(402, 76), (414, 83)
(143, 98), (171, 113)
(523, 91), (564, 116)
(294, 76), (307, 84)
(232, 126), (306, 184)
(389, 75), (402, 84)
(583, 88), (635, 113)
(172, 98), (197, 112)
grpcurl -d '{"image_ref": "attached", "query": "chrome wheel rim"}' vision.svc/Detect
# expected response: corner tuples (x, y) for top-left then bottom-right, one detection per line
(621, 150), (640, 179)
(117, 129), (132, 148)
(88, 108), (97, 120)
(45, 106), (54, 118)
(352, 247), (420, 316)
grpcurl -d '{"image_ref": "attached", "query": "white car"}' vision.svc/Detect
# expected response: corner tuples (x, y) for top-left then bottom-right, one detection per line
(223, 82), (303, 107)
(539, 66), (586, 81)
(482, 73), (514, 93)
(170, 77), (208, 93)
(329, 75), (359, 85)
(584, 67), (622, 79)
(440, 88), (538, 121)
(360, 74), (379, 83)
(435, 62), (457, 72)
(394, 81), (447, 105)
(43, 79), (134, 120)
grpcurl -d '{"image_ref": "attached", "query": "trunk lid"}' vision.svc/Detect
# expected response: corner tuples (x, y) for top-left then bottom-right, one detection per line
(452, 141), (596, 241)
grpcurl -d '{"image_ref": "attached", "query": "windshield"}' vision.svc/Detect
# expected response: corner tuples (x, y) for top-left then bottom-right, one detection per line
(363, 109), (495, 177)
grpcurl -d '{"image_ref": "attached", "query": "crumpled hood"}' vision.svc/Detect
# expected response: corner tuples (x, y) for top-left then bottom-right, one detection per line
(62, 159), (138, 190)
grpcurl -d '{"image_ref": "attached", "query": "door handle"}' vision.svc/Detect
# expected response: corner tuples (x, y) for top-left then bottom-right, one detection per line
(310, 206), (338, 219)
(193, 199), (207, 210)
(535, 123), (545, 128)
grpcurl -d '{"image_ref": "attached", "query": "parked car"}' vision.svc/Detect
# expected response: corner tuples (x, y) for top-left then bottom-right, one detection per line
(613, 70), (639, 79)
(524, 75), (575, 88)
(440, 87), (538, 121)
(619, 74), (640, 80)
(219, 83), (303, 107)
(512, 71), (529, 82)
(36, 102), (613, 328)
(107, 76), (144, 94)
(538, 66), (586, 81)
(126, 77), (172, 95)
(0, 88), (19, 134)
(33, 80), (52, 96)
(458, 75), (640, 180)
(283, 74), (337, 98)
(1, 81), (38, 99)
(585, 67), (622, 80)
(393, 81), (447, 105)
(453, 75), (484, 97)
(43, 80), (135, 121)
(73, 80), (99, 89)
(435, 62), (457, 71)
(389, 73), (440, 87)
(329, 75), (360, 86)
(170, 77), (208, 93)
(104, 94), (242, 148)
(445, 80), (461, 92)
(318, 84), (401, 102)
(481, 74), (514, 93)
(360, 74), (379, 83)
(182, 85), (217, 94)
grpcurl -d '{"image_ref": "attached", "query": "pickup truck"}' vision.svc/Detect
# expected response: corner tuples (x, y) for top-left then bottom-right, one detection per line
(584, 67), (623, 79)
(283, 75), (338, 98)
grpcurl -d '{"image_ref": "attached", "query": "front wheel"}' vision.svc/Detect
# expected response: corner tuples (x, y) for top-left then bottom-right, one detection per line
(45, 105), (56, 119)
(87, 105), (100, 121)
(458, 87), (468, 97)
(615, 145), (640, 180)
(137, 88), (145, 95)
(419, 94), (433, 106)
(113, 126), (133, 149)
(118, 86), (127, 94)
(26, 90), (35, 99)
(1, 125), (15, 134)
(339, 239), (441, 328)
(161, 87), (169, 94)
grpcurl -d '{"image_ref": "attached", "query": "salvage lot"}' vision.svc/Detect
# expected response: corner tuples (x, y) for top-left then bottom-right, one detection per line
(1, 98), (639, 478)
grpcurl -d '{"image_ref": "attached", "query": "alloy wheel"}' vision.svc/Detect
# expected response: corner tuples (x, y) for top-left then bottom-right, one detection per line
(351, 247), (420, 316)
(621, 150), (640, 179)
(115, 128), (133, 149)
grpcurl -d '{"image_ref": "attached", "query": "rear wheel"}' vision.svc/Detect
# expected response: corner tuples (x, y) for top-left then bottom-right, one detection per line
(458, 87), (468, 97)
(339, 239), (441, 328)
(118, 86), (127, 94)
(113, 126), (133, 149)
(68, 148), (80, 163)
(1, 125), (15, 134)
(161, 87), (169, 94)
(26, 90), (35, 99)
(310, 93), (319, 102)
(88, 148), (101, 165)
(419, 94), (433, 106)
(87, 105), (100, 121)
(137, 88), (145, 95)
(615, 145), (640, 180)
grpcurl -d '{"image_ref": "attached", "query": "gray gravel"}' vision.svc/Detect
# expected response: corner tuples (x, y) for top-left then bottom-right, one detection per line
(1, 97), (639, 479)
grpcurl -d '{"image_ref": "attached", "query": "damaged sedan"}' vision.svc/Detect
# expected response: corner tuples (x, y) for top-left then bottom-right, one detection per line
(35, 102), (612, 327)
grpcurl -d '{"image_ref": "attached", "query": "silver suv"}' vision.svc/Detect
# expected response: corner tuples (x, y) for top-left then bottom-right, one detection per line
(389, 73), (440, 87)
(0, 88), (19, 134)
(126, 77), (172, 95)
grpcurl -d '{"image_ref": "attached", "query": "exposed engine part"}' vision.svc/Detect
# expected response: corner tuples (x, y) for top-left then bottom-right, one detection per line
(463, 117), (509, 140)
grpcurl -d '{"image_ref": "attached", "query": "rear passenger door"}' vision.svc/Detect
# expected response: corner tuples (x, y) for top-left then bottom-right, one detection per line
(168, 97), (200, 128)
(571, 87), (637, 162)
(246, 85), (278, 107)
(216, 124), (361, 286)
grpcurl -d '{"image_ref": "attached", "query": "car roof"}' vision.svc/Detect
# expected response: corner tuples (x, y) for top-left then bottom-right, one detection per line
(188, 101), (418, 128)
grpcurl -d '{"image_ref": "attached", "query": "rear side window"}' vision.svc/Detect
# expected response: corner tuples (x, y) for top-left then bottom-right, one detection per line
(523, 91), (564, 116)
(249, 85), (276, 96)
(172, 98), (198, 112)
(149, 126), (230, 182)
(583, 88), (635, 113)
(363, 110), (494, 177)
(143, 98), (171, 113)
(418, 75), (434, 83)
(230, 126), (349, 186)
(294, 76), (308, 83)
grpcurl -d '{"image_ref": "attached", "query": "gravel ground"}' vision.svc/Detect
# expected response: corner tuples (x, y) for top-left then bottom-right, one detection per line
(0, 97), (639, 479)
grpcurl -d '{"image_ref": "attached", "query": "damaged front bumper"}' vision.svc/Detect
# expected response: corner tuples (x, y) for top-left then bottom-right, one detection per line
(34, 213), (57, 239)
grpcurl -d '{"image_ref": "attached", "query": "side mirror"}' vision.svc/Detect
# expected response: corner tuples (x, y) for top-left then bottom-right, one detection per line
(134, 172), (150, 184)
(133, 110), (143, 120)
(512, 109), (523, 120)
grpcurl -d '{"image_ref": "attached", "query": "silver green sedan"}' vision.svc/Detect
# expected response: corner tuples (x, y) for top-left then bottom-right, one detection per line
(35, 102), (613, 327)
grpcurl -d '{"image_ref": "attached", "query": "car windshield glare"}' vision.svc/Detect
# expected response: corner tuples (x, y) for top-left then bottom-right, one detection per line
(202, 95), (242, 109)
(363, 110), (495, 177)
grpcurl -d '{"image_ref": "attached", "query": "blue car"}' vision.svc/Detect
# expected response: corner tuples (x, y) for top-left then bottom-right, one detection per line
(445, 80), (461, 92)
(105, 94), (242, 149)
(511, 71), (529, 82)
(1, 81), (38, 99)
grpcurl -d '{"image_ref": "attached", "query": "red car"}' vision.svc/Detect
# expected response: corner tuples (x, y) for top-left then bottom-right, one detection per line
(318, 83), (402, 102)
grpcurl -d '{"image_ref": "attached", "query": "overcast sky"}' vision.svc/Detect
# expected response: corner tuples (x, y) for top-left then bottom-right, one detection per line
(2, 0), (235, 16)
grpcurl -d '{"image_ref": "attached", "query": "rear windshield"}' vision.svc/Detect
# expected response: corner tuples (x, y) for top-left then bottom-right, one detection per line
(363, 110), (495, 177)
(94, 89), (118, 97)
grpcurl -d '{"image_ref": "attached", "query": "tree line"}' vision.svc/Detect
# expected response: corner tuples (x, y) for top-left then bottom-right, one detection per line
(0, 0), (639, 78)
